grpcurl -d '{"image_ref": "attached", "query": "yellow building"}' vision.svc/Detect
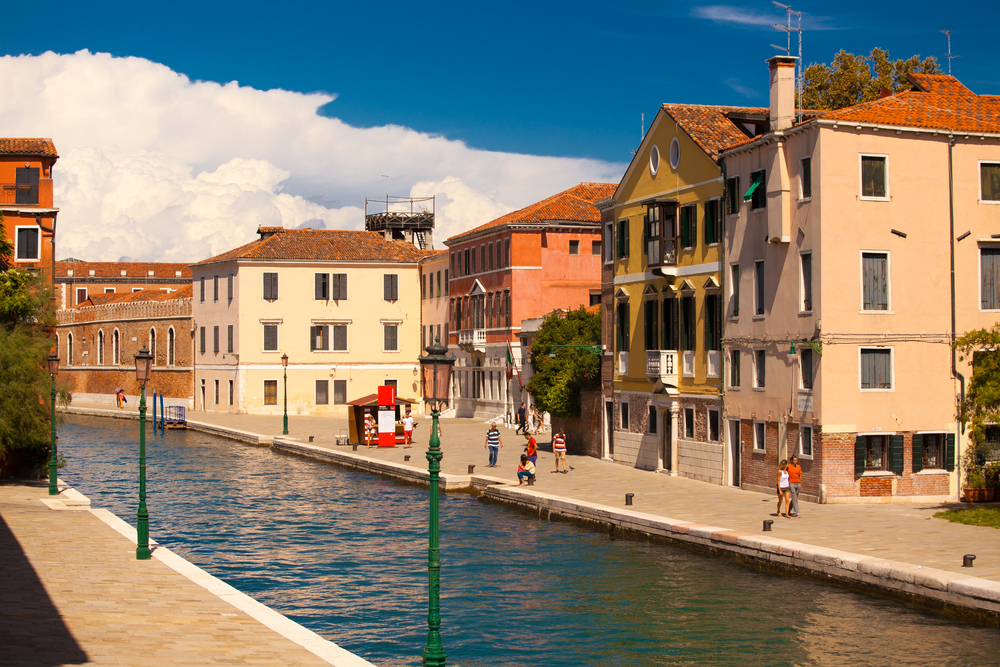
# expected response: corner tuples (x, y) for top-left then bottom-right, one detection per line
(605, 103), (767, 484)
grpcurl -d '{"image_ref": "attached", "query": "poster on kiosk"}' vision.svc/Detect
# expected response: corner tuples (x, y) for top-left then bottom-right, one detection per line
(377, 385), (397, 447)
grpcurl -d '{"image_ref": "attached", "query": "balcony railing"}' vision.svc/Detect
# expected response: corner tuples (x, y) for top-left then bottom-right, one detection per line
(458, 328), (486, 352)
(617, 351), (628, 375)
(707, 350), (720, 378)
(646, 350), (679, 385)
(0, 179), (52, 206)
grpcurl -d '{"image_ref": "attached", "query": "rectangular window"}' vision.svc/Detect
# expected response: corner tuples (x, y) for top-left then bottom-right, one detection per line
(227, 274), (234, 302)
(914, 433), (945, 470)
(200, 276), (206, 302)
(263, 324), (278, 351)
(861, 155), (887, 199)
(316, 273), (329, 300)
(311, 324), (329, 351)
(480, 244), (486, 272)
(800, 425), (813, 457)
(263, 273), (278, 301)
(383, 274), (399, 301)
(333, 379), (347, 405)
(981, 247), (1000, 309)
(384, 324), (398, 351)
(730, 264), (740, 317)
(648, 405), (657, 434)
(444, 270), (449, 296)
(726, 176), (740, 215)
(616, 300), (630, 352)
(749, 170), (766, 210)
(754, 349), (766, 388)
(708, 408), (720, 442)
(436, 270), (442, 297)
(504, 238), (511, 267)
(215, 380), (219, 405)
(421, 273), (426, 300)
(229, 380), (234, 406)
(800, 157), (812, 199)
(617, 219), (629, 259)
(754, 260), (765, 316)
(199, 326), (206, 354)
(213, 275), (219, 302)
(333, 325), (347, 351)
(862, 435), (888, 470)
(644, 299), (658, 351)
(705, 294), (721, 351)
(730, 349), (741, 387)
(471, 247), (477, 274)
(227, 325), (233, 353)
(264, 380), (278, 406)
(862, 252), (889, 310)
(704, 199), (720, 245)
(213, 326), (219, 354)
(982, 163), (1000, 202)
(14, 166), (39, 204)
(592, 239), (602, 256)
(684, 407), (695, 439)
(605, 223), (614, 262)
(754, 421), (766, 452)
(504, 289), (511, 327)
(620, 401), (629, 430)
(680, 296), (695, 351)
(569, 239), (580, 255)
(801, 348), (813, 390)
(316, 380), (329, 405)
(331, 273), (347, 300)
(800, 252), (813, 312)
(487, 242), (494, 270)
(662, 298), (678, 350)
(679, 204), (696, 249)
(76, 287), (87, 305)
(861, 348), (892, 390)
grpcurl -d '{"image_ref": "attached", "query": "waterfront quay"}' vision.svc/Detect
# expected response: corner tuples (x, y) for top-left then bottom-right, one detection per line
(59, 402), (1000, 627)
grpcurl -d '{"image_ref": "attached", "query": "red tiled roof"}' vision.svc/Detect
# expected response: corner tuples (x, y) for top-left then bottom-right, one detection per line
(78, 285), (192, 308)
(192, 228), (433, 266)
(56, 261), (193, 280)
(447, 182), (616, 244)
(0, 138), (58, 157)
(907, 73), (974, 96)
(661, 105), (769, 156)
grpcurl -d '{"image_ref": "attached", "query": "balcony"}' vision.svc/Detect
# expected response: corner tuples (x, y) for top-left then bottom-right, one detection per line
(617, 351), (628, 375)
(458, 328), (486, 353)
(0, 179), (52, 207)
(647, 201), (679, 276)
(646, 350), (679, 385)
(707, 350), (720, 378)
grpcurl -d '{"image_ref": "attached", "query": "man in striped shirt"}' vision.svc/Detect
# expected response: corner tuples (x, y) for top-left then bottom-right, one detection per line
(553, 429), (568, 473)
(485, 424), (503, 467)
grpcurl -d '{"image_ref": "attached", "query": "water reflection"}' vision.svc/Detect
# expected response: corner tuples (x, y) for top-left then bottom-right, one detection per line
(58, 415), (999, 666)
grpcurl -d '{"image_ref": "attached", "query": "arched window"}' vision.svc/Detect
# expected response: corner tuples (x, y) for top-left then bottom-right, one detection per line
(113, 329), (120, 365)
(168, 327), (175, 366)
(67, 333), (73, 365)
(149, 328), (157, 366)
(98, 330), (105, 365)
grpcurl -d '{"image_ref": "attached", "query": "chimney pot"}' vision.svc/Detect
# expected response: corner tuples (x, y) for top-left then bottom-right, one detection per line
(768, 56), (798, 132)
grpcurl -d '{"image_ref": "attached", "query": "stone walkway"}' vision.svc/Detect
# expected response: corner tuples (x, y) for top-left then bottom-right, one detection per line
(0, 481), (372, 666)
(64, 402), (1000, 583)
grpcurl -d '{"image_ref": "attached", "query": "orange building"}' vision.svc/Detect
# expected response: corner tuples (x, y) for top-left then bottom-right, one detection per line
(445, 182), (614, 420)
(0, 139), (58, 279)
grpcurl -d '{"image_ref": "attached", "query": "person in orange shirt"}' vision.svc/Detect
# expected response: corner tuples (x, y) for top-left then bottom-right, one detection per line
(787, 455), (803, 518)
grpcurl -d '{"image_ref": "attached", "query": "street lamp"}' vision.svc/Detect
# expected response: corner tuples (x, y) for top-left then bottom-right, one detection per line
(281, 353), (289, 435)
(46, 354), (59, 496)
(418, 337), (455, 667)
(134, 347), (153, 560)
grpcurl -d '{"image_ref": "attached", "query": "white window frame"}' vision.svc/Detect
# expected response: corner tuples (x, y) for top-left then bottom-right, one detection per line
(799, 251), (813, 313)
(979, 241), (1000, 311)
(799, 155), (812, 201)
(112, 328), (120, 365)
(753, 421), (766, 452)
(859, 153), (890, 202)
(799, 348), (814, 392)
(683, 405), (695, 439)
(978, 161), (1000, 204)
(859, 346), (895, 392)
(859, 250), (892, 313)
(649, 144), (660, 176)
(13, 225), (40, 262)
(260, 318), (282, 353)
(753, 259), (765, 317)
(104, 287), (116, 294)
(728, 348), (741, 389)
(311, 319), (351, 353)
(76, 287), (88, 305)
(619, 398), (629, 431)
(753, 348), (766, 390)
(707, 407), (720, 442)
(798, 424), (814, 459)
(729, 263), (740, 319)
(382, 319), (402, 353)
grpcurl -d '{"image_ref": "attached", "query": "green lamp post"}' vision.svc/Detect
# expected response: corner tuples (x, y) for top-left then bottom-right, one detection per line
(46, 354), (60, 496)
(418, 338), (455, 667)
(281, 353), (289, 435)
(134, 347), (154, 560)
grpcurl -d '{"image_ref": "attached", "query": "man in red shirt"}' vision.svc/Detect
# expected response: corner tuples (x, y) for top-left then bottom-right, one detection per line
(787, 455), (803, 517)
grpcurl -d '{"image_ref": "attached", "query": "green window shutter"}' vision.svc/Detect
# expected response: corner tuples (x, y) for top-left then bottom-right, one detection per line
(704, 201), (716, 245)
(680, 207), (690, 248)
(912, 434), (923, 473)
(890, 435), (904, 474)
(945, 433), (956, 472)
(855, 436), (866, 475)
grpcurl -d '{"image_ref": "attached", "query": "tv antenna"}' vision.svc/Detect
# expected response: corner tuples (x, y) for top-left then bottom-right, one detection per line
(941, 30), (959, 75)
(631, 112), (645, 156)
(772, 2), (803, 124)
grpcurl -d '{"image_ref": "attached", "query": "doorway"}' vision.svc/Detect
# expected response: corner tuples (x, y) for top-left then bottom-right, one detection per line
(662, 411), (672, 471)
(605, 401), (614, 459)
(729, 419), (741, 487)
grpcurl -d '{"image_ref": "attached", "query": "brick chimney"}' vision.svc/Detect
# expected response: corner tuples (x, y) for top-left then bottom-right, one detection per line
(768, 56), (798, 131)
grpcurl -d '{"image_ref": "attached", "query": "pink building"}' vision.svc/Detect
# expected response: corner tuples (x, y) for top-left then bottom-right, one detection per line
(445, 182), (614, 419)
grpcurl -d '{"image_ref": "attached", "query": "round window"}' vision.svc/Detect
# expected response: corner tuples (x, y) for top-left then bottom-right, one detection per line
(649, 145), (660, 176)
(669, 137), (680, 170)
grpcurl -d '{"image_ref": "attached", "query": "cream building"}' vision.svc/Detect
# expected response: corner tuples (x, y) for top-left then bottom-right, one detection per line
(720, 60), (1000, 502)
(191, 226), (430, 415)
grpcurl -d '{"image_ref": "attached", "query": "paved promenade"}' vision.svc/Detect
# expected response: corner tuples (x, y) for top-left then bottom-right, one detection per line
(0, 479), (373, 666)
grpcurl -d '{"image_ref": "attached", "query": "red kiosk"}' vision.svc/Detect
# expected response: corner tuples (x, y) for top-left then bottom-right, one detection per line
(345, 390), (419, 446)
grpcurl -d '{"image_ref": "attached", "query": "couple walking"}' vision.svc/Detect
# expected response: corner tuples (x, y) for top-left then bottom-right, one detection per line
(777, 455), (803, 518)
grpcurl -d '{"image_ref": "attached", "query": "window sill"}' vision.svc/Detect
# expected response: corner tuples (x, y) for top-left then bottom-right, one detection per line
(753, 387), (765, 392)
(798, 453), (814, 461)
(707, 372), (720, 379)
(753, 447), (766, 454)
(311, 350), (350, 354)
(798, 388), (813, 394)
(915, 468), (949, 476)
(752, 315), (765, 321)
(978, 200), (1000, 205)
(859, 196), (890, 202)
(859, 310), (894, 315)
(728, 386), (740, 391)
(798, 310), (813, 316)
(798, 197), (812, 203)
(860, 388), (894, 393)
(861, 470), (895, 477)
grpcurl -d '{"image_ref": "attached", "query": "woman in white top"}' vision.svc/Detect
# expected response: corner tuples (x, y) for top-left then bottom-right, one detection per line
(776, 459), (791, 517)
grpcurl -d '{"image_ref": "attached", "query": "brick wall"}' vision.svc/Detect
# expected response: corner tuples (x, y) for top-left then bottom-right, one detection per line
(821, 431), (952, 500)
(860, 476), (892, 497)
(552, 389), (603, 458)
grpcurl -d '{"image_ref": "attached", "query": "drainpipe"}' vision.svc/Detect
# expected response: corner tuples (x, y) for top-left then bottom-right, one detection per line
(719, 155), (729, 484)
(948, 134), (965, 490)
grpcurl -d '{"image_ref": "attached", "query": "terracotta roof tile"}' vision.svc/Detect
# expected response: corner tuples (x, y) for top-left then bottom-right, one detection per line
(907, 73), (974, 96)
(192, 229), (433, 266)
(661, 105), (769, 155)
(0, 138), (58, 157)
(56, 261), (193, 279)
(447, 182), (616, 244)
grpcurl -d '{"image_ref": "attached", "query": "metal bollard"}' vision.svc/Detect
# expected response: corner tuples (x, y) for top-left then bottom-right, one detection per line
(404, 455), (411, 461)
(963, 554), (976, 567)
(625, 493), (634, 506)
(763, 520), (774, 532)
(352, 444), (358, 451)
(468, 464), (475, 474)
(308, 436), (314, 442)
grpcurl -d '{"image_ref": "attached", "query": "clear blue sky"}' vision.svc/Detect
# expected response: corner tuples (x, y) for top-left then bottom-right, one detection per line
(2, 1), (997, 164)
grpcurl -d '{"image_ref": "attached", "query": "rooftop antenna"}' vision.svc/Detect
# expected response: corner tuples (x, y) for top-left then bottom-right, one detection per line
(941, 29), (959, 75)
(630, 112), (645, 156)
(772, 2), (803, 124)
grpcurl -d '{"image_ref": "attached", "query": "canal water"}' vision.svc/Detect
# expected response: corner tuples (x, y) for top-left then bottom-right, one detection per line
(58, 414), (999, 667)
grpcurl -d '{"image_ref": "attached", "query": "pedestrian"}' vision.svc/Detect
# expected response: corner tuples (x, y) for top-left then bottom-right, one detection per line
(403, 410), (415, 448)
(552, 429), (567, 472)
(485, 423), (502, 467)
(515, 402), (527, 434)
(115, 388), (126, 408)
(364, 410), (376, 449)
(787, 455), (803, 517)
(776, 459), (791, 517)
(524, 433), (537, 467)
(517, 454), (535, 486)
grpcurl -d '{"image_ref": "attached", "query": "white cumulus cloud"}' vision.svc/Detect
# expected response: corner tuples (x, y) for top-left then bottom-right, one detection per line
(0, 50), (624, 262)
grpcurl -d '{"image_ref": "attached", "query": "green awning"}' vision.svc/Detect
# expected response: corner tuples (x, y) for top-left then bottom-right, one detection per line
(743, 179), (760, 202)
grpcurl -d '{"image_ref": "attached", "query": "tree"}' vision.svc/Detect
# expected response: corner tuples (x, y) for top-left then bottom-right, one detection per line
(526, 306), (601, 418)
(954, 326), (1000, 487)
(801, 48), (941, 110)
